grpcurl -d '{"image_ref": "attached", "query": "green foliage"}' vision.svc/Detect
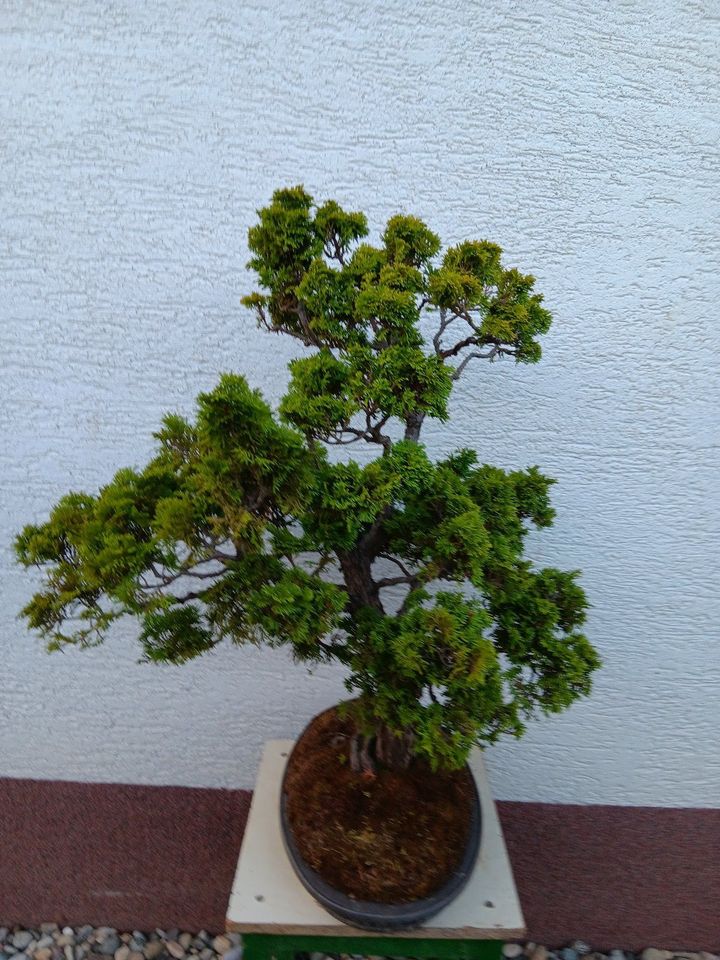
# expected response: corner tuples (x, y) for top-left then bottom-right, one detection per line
(16, 186), (600, 771)
(16, 374), (344, 664)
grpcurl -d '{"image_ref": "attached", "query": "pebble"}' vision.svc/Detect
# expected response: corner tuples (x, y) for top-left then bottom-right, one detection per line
(572, 946), (591, 958)
(504, 948), (524, 959)
(222, 950), (242, 960)
(642, 952), (674, 960)
(114, 948), (130, 960)
(96, 940), (119, 958)
(141, 946), (163, 960)
(561, 950), (579, 960)
(531, 948), (549, 960)
(210, 941), (231, 957)
(165, 944), (184, 960)
(12, 938), (33, 953)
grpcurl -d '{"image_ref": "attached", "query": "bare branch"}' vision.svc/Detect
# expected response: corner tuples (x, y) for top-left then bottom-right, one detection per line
(252, 301), (269, 330)
(293, 302), (322, 347)
(179, 568), (223, 580)
(173, 590), (208, 605)
(440, 333), (484, 359)
(140, 550), (234, 596)
(324, 413), (391, 451)
(365, 410), (392, 452)
(451, 345), (516, 380)
(324, 234), (347, 266)
(375, 575), (416, 590)
(325, 433), (364, 445)
(204, 549), (237, 563)
(432, 308), (461, 355)
(377, 554), (414, 579)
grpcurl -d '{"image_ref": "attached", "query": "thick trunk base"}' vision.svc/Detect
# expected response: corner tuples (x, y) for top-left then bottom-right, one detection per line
(348, 725), (416, 776)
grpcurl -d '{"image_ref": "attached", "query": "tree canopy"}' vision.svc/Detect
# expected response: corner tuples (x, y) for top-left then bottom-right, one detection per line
(16, 186), (600, 770)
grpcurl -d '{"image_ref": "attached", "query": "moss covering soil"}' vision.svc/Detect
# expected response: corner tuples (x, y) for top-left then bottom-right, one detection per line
(283, 705), (475, 903)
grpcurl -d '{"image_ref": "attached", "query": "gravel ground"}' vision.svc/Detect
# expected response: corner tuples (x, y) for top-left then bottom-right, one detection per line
(499, 944), (719, 960)
(0, 927), (241, 960)
(0, 928), (716, 960)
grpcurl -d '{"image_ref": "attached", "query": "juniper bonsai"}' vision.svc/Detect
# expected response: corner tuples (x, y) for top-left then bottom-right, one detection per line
(16, 186), (600, 774)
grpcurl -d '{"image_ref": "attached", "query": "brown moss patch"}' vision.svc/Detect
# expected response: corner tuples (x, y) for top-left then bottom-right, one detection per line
(283, 704), (475, 903)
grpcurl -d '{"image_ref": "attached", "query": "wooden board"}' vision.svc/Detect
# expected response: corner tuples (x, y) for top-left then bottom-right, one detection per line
(226, 740), (525, 940)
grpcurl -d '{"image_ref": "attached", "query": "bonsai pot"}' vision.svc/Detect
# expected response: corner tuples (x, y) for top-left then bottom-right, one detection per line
(279, 705), (482, 932)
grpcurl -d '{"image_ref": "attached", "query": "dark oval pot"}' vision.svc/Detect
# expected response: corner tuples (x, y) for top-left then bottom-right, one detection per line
(279, 737), (482, 932)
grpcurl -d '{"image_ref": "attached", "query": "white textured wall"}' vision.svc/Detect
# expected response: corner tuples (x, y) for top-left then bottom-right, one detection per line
(1, 0), (718, 806)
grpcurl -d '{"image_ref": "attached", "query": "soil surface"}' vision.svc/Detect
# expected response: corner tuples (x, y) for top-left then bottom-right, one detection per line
(282, 704), (475, 903)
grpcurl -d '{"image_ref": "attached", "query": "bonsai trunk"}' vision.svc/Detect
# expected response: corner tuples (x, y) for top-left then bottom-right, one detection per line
(337, 548), (382, 613)
(349, 722), (416, 776)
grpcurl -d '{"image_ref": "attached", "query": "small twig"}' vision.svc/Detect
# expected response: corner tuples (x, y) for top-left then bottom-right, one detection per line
(377, 554), (414, 579)
(173, 590), (207, 604)
(375, 575), (416, 590)
(310, 555), (334, 577)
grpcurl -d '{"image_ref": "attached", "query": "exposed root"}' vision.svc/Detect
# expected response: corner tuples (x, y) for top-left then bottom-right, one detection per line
(349, 724), (416, 775)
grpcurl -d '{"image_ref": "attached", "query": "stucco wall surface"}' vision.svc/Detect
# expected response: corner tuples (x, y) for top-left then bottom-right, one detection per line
(1, 0), (718, 805)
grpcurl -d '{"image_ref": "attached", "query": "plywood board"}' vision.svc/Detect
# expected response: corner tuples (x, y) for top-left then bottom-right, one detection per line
(226, 740), (525, 940)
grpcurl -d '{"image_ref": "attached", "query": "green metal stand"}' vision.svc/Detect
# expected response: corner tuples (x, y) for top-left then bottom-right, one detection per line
(242, 932), (503, 960)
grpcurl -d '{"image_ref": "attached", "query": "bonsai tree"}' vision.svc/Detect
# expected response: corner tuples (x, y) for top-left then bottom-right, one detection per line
(16, 186), (600, 775)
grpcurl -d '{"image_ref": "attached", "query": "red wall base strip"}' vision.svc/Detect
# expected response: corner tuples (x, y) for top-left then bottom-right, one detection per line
(0, 779), (717, 951)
